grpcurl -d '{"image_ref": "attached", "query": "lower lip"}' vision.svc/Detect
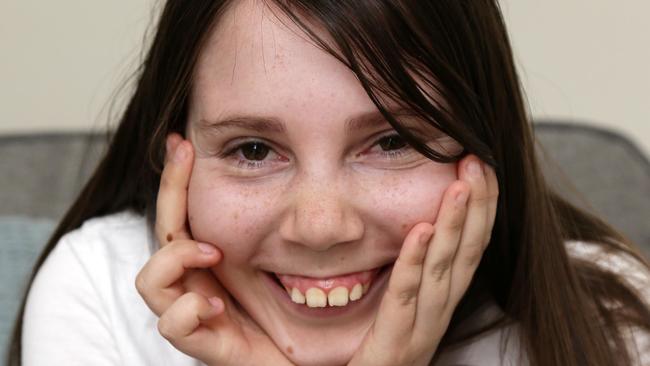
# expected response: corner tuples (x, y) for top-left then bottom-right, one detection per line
(262, 265), (393, 319)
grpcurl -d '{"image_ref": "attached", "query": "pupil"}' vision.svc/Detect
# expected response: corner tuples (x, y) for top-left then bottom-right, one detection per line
(242, 142), (269, 160)
(379, 135), (406, 151)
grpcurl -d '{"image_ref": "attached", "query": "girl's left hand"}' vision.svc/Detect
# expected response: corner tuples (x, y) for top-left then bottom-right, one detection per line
(348, 155), (499, 366)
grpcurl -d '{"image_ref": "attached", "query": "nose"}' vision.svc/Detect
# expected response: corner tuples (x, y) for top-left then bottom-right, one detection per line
(279, 176), (364, 251)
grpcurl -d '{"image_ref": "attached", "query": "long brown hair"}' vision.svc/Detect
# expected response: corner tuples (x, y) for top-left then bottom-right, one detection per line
(8, 1), (650, 365)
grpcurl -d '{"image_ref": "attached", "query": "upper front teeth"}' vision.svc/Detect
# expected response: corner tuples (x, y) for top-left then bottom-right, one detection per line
(275, 267), (381, 308)
(349, 283), (363, 301)
(328, 287), (349, 306)
(287, 281), (370, 308)
(291, 288), (306, 304)
(305, 288), (327, 307)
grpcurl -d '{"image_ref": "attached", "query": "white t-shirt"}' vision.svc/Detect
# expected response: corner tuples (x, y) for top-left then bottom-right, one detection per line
(22, 211), (649, 365)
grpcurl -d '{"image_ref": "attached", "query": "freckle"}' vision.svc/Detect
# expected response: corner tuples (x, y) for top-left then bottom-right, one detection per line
(233, 211), (239, 220)
(401, 223), (408, 231)
(286, 346), (293, 354)
(166, 233), (173, 242)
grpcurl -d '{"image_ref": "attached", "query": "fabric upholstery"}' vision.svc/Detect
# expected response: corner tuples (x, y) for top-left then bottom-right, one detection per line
(0, 132), (106, 219)
(535, 122), (650, 252)
(0, 216), (54, 361)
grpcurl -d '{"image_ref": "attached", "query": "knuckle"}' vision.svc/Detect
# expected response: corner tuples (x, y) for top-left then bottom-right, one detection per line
(429, 259), (452, 281)
(135, 272), (147, 295)
(184, 292), (203, 309)
(157, 317), (176, 340)
(472, 195), (491, 204)
(389, 286), (419, 306)
(447, 214), (465, 231)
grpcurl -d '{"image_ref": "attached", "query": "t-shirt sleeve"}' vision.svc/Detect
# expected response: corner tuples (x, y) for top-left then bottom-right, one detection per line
(22, 235), (122, 366)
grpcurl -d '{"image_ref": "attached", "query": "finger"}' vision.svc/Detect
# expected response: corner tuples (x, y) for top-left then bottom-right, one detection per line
(164, 133), (183, 164)
(445, 158), (494, 310)
(454, 155), (489, 269)
(183, 268), (229, 299)
(443, 156), (491, 320)
(155, 139), (194, 246)
(157, 292), (226, 361)
(135, 240), (221, 316)
(371, 223), (434, 347)
(483, 163), (499, 244)
(413, 181), (469, 336)
(158, 293), (224, 338)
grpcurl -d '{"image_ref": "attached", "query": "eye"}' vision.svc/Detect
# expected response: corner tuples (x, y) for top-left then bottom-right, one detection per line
(377, 134), (407, 152)
(240, 141), (270, 160)
(366, 133), (413, 159)
(218, 132), (420, 171)
(219, 139), (287, 170)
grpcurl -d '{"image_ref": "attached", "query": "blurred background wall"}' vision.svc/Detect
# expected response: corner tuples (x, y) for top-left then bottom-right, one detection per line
(1, 0), (648, 155)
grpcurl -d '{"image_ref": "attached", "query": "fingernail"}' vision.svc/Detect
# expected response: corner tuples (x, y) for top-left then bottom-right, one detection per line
(197, 242), (216, 254)
(208, 296), (223, 310)
(467, 160), (481, 177)
(455, 189), (469, 205)
(174, 142), (187, 163)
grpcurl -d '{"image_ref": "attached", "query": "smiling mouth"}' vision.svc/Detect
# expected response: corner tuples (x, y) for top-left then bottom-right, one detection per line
(266, 264), (392, 308)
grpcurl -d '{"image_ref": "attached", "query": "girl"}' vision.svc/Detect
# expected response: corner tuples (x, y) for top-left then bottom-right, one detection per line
(9, 1), (650, 365)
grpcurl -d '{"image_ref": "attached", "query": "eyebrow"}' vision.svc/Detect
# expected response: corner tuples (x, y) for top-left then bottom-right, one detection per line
(198, 108), (416, 135)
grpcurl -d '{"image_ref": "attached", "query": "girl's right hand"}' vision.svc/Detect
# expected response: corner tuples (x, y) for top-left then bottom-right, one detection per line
(135, 134), (294, 366)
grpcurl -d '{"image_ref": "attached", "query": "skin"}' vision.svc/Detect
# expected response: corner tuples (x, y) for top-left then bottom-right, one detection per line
(135, 1), (499, 365)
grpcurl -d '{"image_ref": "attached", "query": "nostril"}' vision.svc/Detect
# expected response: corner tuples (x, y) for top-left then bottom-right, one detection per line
(278, 201), (365, 252)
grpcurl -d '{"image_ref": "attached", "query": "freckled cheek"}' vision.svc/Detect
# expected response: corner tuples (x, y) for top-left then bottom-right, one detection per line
(362, 167), (456, 237)
(186, 175), (268, 263)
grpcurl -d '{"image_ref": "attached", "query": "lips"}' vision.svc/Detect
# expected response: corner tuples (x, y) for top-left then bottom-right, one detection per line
(266, 264), (391, 308)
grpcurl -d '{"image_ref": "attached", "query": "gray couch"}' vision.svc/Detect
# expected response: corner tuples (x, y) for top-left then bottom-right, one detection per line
(1, 122), (649, 361)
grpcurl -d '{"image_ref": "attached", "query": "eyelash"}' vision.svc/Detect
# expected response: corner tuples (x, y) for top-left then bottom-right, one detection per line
(218, 133), (413, 170)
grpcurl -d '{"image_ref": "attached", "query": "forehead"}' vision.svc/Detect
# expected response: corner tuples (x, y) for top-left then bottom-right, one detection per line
(190, 0), (378, 126)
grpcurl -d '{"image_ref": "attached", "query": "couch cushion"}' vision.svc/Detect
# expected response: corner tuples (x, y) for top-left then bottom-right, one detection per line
(0, 133), (106, 220)
(0, 216), (55, 361)
(535, 122), (650, 255)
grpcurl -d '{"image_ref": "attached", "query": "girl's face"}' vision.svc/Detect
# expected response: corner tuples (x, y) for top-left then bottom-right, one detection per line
(187, 1), (461, 365)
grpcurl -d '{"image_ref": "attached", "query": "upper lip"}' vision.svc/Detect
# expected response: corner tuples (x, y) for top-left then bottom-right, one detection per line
(265, 262), (393, 279)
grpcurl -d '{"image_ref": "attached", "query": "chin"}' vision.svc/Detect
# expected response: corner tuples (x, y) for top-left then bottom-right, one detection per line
(281, 337), (360, 366)
(210, 259), (395, 366)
